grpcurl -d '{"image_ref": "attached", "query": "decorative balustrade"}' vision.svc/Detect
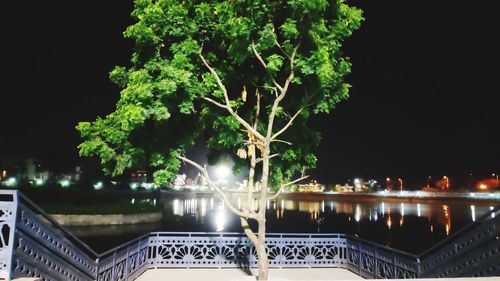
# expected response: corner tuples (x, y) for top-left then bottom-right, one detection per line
(418, 207), (500, 278)
(1, 190), (499, 280)
(0, 192), (18, 280)
(3, 190), (99, 281)
(345, 235), (419, 279)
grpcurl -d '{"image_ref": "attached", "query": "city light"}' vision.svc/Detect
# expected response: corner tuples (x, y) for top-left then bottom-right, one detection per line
(141, 182), (157, 189)
(59, 179), (71, 188)
(443, 176), (449, 189)
(35, 178), (45, 186)
(93, 181), (103, 190)
(6, 177), (17, 187)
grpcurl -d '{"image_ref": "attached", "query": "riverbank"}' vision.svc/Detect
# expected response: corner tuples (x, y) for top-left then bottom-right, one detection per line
(48, 212), (162, 226)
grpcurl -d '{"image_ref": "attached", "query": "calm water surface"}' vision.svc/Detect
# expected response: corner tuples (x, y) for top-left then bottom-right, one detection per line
(72, 194), (498, 254)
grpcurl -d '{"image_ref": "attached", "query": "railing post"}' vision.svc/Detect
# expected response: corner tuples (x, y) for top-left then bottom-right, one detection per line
(393, 252), (397, 279)
(155, 233), (160, 268)
(136, 239), (141, 271)
(95, 257), (100, 281)
(357, 239), (362, 276)
(111, 250), (117, 281)
(125, 246), (130, 281)
(0, 190), (19, 281)
(416, 257), (421, 278)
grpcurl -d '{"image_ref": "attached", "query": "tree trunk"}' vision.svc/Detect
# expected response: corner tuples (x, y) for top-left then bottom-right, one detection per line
(257, 220), (268, 280)
(257, 140), (270, 280)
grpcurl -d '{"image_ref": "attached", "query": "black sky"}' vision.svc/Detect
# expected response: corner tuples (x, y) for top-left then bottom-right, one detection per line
(0, 1), (498, 186)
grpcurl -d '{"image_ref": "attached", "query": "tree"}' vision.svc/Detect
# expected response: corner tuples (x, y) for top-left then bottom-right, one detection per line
(77, 1), (363, 280)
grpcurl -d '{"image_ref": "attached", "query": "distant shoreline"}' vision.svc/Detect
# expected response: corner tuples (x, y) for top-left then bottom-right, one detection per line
(160, 190), (500, 204)
(47, 212), (162, 226)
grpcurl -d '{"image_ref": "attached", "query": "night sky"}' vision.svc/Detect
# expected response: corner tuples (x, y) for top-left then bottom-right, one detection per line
(1, 1), (498, 187)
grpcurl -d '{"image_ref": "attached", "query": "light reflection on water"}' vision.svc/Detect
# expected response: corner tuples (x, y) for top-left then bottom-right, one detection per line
(76, 195), (498, 254)
(166, 196), (495, 230)
(161, 195), (497, 253)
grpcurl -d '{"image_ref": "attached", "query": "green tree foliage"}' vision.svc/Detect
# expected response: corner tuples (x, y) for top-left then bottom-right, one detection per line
(77, 0), (363, 187)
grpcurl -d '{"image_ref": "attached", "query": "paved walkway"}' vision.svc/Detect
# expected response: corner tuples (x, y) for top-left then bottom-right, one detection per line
(135, 268), (500, 281)
(136, 268), (362, 281)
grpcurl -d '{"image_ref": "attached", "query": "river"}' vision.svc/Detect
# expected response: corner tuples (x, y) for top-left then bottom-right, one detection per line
(70, 193), (498, 254)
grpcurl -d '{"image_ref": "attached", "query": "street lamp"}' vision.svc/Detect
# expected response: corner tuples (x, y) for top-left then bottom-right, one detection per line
(386, 177), (391, 190)
(398, 178), (403, 191)
(492, 173), (498, 181)
(215, 164), (231, 179)
(427, 176), (432, 188)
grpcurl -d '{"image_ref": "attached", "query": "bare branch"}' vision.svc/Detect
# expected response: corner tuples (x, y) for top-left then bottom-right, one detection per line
(270, 139), (292, 146)
(280, 42), (301, 97)
(251, 42), (283, 92)
(199, 53), (230, 106)
(274, 39), (291, 60)
(271, 108), (303, 140)
(266, 42), (301, 139)
(253, 88), (261, 129)
(246, 144), (257, 216)
(199, 51), (265, 141)
(256, 153), (279, 164)
(203, 97), (227, 109)
(269, 175), (309, 200)
(179, 156), (258, 219)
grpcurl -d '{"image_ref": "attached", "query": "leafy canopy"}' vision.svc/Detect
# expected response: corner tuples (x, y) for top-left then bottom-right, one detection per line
(77, 0), (363, 185)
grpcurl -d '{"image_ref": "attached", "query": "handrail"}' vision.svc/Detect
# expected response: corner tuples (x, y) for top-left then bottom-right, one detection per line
(346, 234), (419, 259)
(98, 233), (150, 257)
(418, 206), (499, 259)
(99, 231), (347, 257)
(18, 192), (99, 258)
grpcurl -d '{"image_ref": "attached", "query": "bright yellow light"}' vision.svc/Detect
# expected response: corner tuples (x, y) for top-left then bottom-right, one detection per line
(479, 184), (488, 190)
